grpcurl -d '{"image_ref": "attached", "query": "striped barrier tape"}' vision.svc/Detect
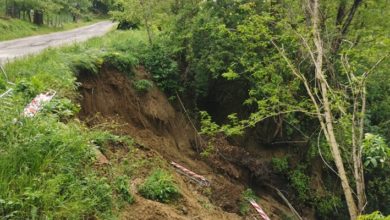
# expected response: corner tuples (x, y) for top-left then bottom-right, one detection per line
(171, 161), (210, 187)
(248, 199), (271, 220)
(23, 90), (56, 117)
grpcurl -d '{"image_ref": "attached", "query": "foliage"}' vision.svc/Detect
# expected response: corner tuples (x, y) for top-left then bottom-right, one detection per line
(0, 30), (147, 219)
(114, 176), (134, 204)
(271, 157), (289, 173)
(313, 194), (343, 218)
(200, 143), (215, 158)
(289, 169), (311, 203)
(133, 79), (153, 93)
(363, 133), (390, 169)
(358, 211), (390, 220)
(103, 51), (138, 76)
(239, 188), (258, 216)
(0, 114), (114, 219)
(141, 43), (181, 96)
(138, 169), (180, 203)
(42, 97), (81, 120)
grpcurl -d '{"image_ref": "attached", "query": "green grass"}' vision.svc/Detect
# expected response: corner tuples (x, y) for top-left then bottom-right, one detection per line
(0, 18), (104, 41)
(138, 169), (180, 203)
(0, 29), (149, 219)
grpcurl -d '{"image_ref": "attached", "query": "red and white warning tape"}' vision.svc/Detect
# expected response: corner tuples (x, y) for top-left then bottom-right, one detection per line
(171, 161), (210, 187)
(248, 199), (271, 220)
(23, 91), (56, 117)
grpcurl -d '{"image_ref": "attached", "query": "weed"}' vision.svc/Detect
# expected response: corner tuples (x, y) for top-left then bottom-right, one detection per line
(115, 176), (135, 204)
(239, 188), (258, 215)
(200, 143), (215, 158)
(103, 51), (138, 77)
(271, 156), (289, 173)
(141, 43), (182, 95)
(133, 79), (153, 93)
(138, 169), (180, 203)
(289, 169), (311, 202)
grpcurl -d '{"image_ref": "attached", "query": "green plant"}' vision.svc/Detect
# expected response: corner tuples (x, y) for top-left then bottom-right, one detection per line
(314, 194), (343, 218)
(199, 111), (220, 136)
(200, 143), (215, 158)
(358, 211), (390, 220)
(271, 157), (289, 173)
(289, 169), (311, 202)
(133, 79), (153, 93)
(138, 169), (179, 203)
(141, 44), (182, 95)
(239, 188), (258, 215)
(103, 51), (138, 76)
(42, 97), (80, 120)
(363, 133), (390, 169)
(115, 176), (135, 204)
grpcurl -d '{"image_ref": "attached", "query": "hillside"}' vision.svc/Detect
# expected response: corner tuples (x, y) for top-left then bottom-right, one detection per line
(1, 0), (390, 220)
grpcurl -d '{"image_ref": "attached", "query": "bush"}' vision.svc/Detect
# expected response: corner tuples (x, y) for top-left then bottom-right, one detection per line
(358, 211), (390, 220)
(239, 188), (258, 215)
(271, 156), (289, 173)
(42, 97), (80, 120)
(314, 194), (342, 218)
(133, 79), (153, 93)
(289, 169), (311, 202)
(103, 51), (138, 77)
(138, 169), (179, 203)
(115, 176), (134, 204)
(141, 44), (182, 96)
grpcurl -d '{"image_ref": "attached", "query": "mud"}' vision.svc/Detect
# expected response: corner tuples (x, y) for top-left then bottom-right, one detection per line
(77, 65), (294, 219)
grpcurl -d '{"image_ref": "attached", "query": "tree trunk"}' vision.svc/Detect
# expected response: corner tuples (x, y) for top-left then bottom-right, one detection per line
(33, 10), (44, 25)
(139, 0), (153, 45)
(312, 0), (359, 218)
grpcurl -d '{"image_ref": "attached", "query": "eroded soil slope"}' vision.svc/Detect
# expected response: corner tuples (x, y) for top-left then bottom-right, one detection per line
(77, 66), (293, 219)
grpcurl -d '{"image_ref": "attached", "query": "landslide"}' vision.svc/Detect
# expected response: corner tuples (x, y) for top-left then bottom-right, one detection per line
(77, 65), (294, 219)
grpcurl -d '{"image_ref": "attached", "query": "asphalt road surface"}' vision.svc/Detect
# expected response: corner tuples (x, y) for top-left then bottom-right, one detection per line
(0, 21), (115, 64)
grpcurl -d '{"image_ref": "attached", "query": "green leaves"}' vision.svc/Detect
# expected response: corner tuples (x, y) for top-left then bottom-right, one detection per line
(363, 133), (390, 169)
(138, 169), (180, 203)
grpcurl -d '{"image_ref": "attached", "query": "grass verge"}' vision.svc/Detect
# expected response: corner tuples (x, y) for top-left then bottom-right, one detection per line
(0, 29), (148, 218)
(0, 18), (105, 41)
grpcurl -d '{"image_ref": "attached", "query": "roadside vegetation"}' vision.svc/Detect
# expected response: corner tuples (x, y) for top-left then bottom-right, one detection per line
(0, 17), (102, 41)
(0, 0), (112, 41)
(0, 0), (389, 219)
(0, 29), (181, 218)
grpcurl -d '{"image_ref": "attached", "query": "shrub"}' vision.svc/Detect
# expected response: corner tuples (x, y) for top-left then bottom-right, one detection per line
(42, 97), (80, 120)
(103, 52), (138, 77)
(358, 211), (390, 220)
(115, 176), (135, 204)
(239, 188), (258, 215)
(66, 49), (103, 75)
(271, 156), (289, 173)
(138, 169), (179, 203)
(133, 79), (153, 93)
(289, 169), (311, 202)
(141, 44), (182, 95)
(314, 194), (342, 218)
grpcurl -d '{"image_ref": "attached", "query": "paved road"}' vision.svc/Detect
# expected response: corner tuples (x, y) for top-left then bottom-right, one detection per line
(0, 21), (115, 64)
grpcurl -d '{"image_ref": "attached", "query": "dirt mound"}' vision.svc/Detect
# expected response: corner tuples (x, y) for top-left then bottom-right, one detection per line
(77, 66), (294, 219)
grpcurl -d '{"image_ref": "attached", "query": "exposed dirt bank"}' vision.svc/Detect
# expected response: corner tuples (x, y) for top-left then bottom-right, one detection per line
(77, 66), (295, 219)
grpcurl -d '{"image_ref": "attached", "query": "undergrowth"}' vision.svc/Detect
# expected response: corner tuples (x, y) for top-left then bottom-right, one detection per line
(138, 169), (180, 203)
(0, 29), (151, 218)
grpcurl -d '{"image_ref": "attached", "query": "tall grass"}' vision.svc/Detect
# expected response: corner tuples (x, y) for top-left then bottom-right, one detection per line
(0, 30), (148, 219)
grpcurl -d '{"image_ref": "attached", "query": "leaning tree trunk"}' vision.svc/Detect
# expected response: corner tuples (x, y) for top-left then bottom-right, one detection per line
(311, 0), (359, 218)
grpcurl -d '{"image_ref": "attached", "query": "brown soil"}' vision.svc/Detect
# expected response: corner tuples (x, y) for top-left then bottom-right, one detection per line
(77, 65), (294, 220)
